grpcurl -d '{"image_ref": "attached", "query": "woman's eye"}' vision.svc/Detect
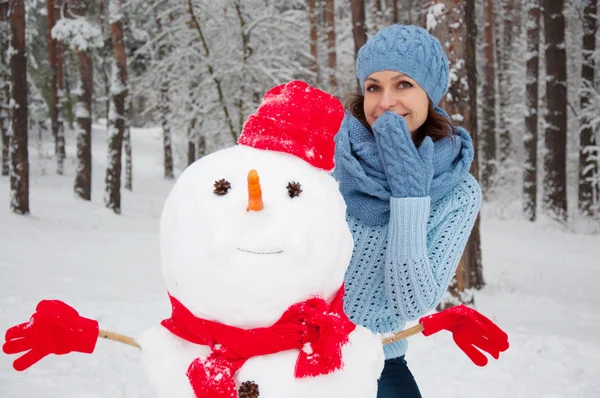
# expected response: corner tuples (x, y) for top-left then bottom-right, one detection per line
(213, 179), (231, 196)
(366, 85), (379, 93)
(398, 81), (413, 89)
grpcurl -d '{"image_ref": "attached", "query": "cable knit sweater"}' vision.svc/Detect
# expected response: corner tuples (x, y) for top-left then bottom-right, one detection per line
(343, 174), (481, 359)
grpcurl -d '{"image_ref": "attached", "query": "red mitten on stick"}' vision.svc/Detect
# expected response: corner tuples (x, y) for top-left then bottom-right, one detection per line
(2, 300), (99, 371)
(419, 305), (509, 366)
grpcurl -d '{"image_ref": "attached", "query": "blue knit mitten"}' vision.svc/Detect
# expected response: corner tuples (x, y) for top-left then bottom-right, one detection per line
(372, 111), (434, 198)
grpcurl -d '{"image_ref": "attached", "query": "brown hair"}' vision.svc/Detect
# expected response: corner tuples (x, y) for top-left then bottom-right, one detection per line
(343, 93), (455, 146)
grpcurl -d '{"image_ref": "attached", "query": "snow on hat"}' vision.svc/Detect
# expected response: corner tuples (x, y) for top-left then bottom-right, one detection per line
(356, 24), (449, 105)
(237, 80), (344, 171)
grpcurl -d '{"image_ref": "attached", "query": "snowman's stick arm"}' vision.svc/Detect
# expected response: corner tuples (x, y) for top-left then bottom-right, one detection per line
(381, 324), (424, 345)
(98, 329), (141, 350)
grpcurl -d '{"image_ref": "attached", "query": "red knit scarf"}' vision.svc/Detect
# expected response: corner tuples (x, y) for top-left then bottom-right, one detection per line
(160, 286), (355, 398)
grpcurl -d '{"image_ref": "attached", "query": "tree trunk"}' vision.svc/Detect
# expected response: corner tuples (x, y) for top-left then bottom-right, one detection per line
(187, 117), (197, 166)
(231, 1), (246, 132)
(1, 2), (10, 177)
(124, 125), (132, 191)
(430, 0), (482, 307)
(308, 0), (319, 86)
(464, 0), (484, 290)
(46, 0), (60, 161)
(542, 0), (568, 222)
(197, 134), (206, 159)
(9, 0), (29, 214)
(351, 0), (367, 91)
(153, 6), (174, 179)
(480, 0), (497, 199)
(55, 37), (66, 175)
(71, 0), (94, 201)
(73, 51), (93, 200)
(578, 0), (598, 216)
(100, 0), (110, 123)
(523, 0), (540, 221)
(162, 96), (174, 179)
(372, 0), (382, 31)
(187, 141), (196, 166)
(104, 0), (128, 214)
(497, 0), (516, 165)
(325, 0), (338, 94)
(0, 80), (8, 177)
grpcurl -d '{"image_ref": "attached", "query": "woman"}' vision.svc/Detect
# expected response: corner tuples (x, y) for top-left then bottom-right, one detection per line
(333, 24), (481, 397)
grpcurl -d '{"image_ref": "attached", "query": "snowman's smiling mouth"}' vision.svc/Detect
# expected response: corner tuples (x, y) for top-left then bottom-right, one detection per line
(236, 248), (284, 255)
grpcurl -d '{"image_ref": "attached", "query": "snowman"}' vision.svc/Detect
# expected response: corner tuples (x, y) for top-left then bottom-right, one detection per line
(3, 81), (509, 398)
(138, 80), (386, 397)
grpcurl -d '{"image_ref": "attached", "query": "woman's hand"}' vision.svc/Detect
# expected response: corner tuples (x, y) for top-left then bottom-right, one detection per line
(372, 111), (434, 198)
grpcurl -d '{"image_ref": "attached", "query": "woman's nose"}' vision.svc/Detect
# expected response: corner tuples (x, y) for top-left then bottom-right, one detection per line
(378, 91), (396, 111)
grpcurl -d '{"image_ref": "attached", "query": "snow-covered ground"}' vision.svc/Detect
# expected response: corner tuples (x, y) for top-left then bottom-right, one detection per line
(1, 125), (599, 398)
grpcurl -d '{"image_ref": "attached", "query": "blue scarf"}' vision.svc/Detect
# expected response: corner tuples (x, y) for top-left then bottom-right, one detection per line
(333, 111), (474, 226)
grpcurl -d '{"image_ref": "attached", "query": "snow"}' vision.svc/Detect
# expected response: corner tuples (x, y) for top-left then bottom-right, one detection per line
(426, 3), (446, 32)
(450, 114), (464, 122)
(1, 124), (600, 397)
(109, 0), (124, 25)
(51, 17), (103, 52)
(74, 102), (90, 119)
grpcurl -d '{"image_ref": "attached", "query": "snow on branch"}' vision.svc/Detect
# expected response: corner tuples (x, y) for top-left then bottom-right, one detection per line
(426, 3), (446, 31)
(51, 17), (103, 52)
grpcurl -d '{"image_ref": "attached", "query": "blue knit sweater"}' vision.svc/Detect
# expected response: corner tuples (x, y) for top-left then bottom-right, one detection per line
(343, 174), (481, 359)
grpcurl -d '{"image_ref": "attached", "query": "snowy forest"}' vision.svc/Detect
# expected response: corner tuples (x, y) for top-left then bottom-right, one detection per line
(1, 0), (600, 306)
(1, 1), (600, 396)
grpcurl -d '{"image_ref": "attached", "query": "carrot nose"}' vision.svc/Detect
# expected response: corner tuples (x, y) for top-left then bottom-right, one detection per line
(247, 169), (264, 212)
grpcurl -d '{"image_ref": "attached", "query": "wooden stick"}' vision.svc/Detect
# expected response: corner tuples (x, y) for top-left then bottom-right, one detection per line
(381, 324), (424, 345)
(98, 329), (141, 350)
(97, 323), (422, 351)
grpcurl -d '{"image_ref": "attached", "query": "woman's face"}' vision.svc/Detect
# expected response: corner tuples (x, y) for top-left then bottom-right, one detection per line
(363, 70), (429, 133)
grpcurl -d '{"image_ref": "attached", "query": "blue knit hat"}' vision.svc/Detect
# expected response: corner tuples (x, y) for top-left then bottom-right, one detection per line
(356, 24), (449, 105)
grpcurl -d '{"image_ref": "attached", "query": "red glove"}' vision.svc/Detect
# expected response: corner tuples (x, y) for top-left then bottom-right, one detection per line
(419, 305), (509, 366)
(2, 300), (99, 371)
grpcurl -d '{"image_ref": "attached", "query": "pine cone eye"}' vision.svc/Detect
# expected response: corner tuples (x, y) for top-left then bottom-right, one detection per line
(287, 181), (302, 198)
(214, 179), (231, 196)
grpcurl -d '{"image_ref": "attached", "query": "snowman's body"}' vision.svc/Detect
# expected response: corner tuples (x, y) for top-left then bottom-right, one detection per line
(140, 323), (383, 398)
(141, 82), (385, 397)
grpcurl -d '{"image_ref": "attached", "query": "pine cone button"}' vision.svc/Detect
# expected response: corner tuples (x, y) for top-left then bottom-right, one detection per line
(238, 380), (260, 398)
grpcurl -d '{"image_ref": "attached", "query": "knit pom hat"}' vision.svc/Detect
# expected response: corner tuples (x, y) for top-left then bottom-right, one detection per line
(238, 80), (344, 171)
(356, 24), (449, 105)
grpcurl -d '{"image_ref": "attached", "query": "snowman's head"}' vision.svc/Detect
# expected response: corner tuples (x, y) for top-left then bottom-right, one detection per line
(159, 81), (351, 328)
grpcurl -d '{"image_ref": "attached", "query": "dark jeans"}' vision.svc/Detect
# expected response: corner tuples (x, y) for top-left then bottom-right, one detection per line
(377, 356), (422, 398)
